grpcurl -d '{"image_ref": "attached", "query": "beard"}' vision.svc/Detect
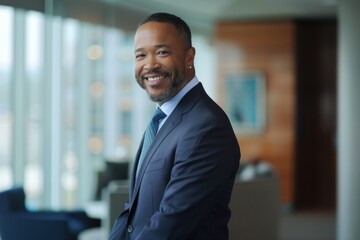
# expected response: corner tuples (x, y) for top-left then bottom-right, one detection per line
(136, 68), (186, 103)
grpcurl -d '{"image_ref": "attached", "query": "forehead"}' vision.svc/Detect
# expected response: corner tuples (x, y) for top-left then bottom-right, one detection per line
(134, 22), (182, 49)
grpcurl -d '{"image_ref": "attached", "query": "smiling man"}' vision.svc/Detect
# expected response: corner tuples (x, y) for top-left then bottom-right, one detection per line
(109, 12), (240, 240)
(134, 18), (194, 104)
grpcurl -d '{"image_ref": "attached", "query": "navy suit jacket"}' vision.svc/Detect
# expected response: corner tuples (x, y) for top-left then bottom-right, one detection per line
(109, 83), (240, 240)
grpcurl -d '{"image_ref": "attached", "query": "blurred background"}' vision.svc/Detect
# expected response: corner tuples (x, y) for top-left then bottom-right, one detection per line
(1, 0), (359, 239)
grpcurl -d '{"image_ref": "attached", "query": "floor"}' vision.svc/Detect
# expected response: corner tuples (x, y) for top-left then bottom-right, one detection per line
(279, 211), (336, 240)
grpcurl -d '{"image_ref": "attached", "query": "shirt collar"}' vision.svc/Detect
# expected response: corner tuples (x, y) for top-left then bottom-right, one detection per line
(159, 76), (199, 118)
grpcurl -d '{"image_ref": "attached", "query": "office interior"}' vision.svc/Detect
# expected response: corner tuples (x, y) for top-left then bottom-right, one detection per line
(0, 0), (359, 239)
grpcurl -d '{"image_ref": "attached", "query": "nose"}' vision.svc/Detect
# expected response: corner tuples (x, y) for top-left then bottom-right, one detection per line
(143, 55), (160, 71)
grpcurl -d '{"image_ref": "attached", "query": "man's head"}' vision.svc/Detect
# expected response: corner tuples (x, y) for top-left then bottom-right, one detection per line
(138, 12), (192, 51)
(134, 12), (195, 105)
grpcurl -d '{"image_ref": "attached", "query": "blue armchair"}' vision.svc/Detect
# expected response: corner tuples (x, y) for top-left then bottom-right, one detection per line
(0, 187), (100, 240)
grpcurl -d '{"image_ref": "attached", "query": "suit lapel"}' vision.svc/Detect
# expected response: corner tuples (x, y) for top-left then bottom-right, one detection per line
(131, 114), (181, 204)
(129, 84), (205, 208)
(129, 142), (142, 200)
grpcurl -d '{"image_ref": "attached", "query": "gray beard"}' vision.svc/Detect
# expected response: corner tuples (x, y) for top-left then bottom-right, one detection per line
(138, 70), (186, 104)
(148, 77), (183, 103)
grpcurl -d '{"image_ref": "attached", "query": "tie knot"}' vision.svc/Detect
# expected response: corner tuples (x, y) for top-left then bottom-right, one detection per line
(152, 107), (166, 122)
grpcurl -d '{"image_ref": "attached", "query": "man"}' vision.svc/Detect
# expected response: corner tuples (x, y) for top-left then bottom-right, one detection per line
(109, 12), (240, 240)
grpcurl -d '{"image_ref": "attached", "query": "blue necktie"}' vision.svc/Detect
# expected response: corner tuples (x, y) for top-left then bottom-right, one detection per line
(137, 107), (166, 176)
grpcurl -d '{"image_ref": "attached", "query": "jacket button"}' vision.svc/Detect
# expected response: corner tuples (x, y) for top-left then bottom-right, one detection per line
(127, 225), (133, 233)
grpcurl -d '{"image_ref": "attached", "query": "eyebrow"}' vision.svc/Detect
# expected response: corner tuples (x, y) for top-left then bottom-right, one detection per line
(135, 44), (171, 53)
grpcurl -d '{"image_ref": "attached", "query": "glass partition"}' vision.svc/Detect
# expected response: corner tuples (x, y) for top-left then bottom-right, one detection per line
(0, 4), (147, 209)
(0, 6), (14, 191)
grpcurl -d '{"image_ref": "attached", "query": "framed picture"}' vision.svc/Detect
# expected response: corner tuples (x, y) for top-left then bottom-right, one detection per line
(225, 71), (266, 135)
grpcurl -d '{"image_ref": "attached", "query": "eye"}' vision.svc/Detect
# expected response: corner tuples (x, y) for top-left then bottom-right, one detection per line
(135, 53), (145, 60)
(157, 50), (169, 56)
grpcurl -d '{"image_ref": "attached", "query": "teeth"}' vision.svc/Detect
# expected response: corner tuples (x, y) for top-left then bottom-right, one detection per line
(148, 76), (163, 81)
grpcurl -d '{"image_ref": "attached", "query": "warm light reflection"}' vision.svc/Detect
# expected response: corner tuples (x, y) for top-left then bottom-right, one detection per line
(88, 136), (103, 154)
(119, 97), (132, 111)
(89, 81), (105, 98)
(86, 44), (103, 60)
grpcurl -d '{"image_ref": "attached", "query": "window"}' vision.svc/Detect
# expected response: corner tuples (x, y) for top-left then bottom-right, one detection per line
(0, 5), (146, 209)
(0, 6), (14, 191)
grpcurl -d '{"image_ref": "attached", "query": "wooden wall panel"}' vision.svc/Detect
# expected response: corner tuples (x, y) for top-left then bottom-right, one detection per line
(215, 21), (296, 204)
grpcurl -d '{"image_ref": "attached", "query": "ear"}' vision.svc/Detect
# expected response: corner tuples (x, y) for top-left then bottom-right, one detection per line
(185, 47), (195, 68)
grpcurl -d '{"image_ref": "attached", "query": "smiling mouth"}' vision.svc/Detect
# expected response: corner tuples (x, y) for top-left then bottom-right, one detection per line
(147, 75), (165, 81)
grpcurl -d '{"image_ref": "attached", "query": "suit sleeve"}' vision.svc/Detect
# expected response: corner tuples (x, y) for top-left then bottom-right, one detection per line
(135, 116), (240, 240)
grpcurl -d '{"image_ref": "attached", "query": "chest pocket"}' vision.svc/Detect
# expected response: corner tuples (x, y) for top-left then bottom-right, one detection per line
(145, 157), (167, 173)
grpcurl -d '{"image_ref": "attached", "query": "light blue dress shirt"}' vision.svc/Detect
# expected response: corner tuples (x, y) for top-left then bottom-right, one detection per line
(157, 76), (200, 130)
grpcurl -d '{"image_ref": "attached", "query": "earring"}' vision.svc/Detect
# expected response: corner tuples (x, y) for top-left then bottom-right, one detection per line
(189, 65), (192, 69)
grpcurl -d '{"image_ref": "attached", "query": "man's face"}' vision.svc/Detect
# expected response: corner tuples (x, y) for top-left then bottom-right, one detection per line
(134, 22), (194, 104)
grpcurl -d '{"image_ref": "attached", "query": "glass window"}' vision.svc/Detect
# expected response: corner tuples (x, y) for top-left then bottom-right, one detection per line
(24, 10), (45, 207)
(0, 6), (14, 191)
(0, 4), (152, 209)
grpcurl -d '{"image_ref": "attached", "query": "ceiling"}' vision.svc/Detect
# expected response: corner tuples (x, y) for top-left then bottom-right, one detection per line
(106, 0), (337, 34)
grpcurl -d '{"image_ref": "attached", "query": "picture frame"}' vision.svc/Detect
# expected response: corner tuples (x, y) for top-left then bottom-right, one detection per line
(225, 71), (266, 135)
